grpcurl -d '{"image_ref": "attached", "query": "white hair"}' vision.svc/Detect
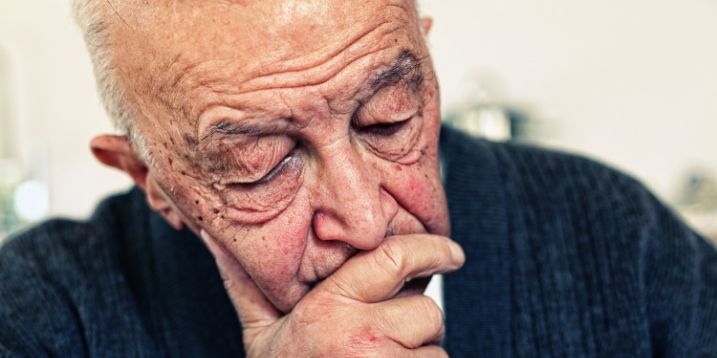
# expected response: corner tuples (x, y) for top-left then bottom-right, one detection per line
(72, 0), (150, 159)
(72, 0), (420, 159)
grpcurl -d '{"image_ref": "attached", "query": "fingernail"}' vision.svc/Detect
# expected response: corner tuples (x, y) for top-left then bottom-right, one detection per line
(448, 241), (465, 266)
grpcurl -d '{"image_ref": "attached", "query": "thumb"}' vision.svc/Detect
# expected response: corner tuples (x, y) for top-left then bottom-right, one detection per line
(200, 230), (280, 329)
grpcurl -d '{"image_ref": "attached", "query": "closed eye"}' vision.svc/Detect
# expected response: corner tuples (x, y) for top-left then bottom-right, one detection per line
(229, 150), (298, 189)
(360, 118), (411, 136)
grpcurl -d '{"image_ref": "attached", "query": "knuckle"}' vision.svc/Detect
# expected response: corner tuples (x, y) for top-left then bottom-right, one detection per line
(416, 295), (444, 333)
(376, 239), (408, 275)
(324, 273), (358, 298)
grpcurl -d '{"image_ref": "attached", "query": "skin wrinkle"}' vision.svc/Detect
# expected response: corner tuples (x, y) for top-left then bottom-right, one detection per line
(198, 49), (425, 152)
(108, 0), (447, 312)
(185, 42), (395, 131)
(193, 47), (427, 199)
(153, 55), (200, 120)
(246, 21), (398, 84)
(171, 24), (404, 125)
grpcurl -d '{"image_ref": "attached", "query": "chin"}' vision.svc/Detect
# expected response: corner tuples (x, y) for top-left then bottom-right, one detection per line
(266, 280), (312, 313)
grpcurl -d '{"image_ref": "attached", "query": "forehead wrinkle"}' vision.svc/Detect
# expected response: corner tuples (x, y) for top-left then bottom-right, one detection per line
(152, 58), (247, 127)
(154, 23), (401, 128)
(234, 26), (405, 97)
(247, 19), (398, 84)
(178, 38), (405, 127)
(188, 45), (425, 142)
(160, 13), (399, 90)
(148, 1), (419, 134)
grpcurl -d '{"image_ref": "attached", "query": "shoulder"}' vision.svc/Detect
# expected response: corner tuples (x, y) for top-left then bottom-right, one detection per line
(0, 188), (146, 355)
(444, 125), (661, 226)
(1, 188), (143, 278)
(490, 139), (671, 230)
(440, 124), (701, 263)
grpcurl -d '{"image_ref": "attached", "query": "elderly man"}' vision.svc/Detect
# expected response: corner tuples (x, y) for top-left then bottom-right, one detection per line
(1, 0), (716, 356)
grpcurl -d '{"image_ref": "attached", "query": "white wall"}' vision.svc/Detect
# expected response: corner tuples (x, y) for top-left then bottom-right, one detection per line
(421, 0), (717, 199)
(1, 0), (130, 220)
(1, 1), (716, 222)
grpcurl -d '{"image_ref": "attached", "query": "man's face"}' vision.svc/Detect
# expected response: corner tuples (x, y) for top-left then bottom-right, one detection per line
(114, 0), (449, 312)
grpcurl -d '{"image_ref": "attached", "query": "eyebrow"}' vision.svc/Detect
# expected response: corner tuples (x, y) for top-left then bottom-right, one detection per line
(368, 49), (425, 94)
(200, 121), (281, 145)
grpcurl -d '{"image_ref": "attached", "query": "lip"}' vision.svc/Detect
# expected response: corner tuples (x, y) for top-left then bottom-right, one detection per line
(298, 263), (342, 288)
(297, 241), (357, 284)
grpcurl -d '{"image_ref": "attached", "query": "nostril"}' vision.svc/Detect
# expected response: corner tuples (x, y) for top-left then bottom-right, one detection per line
(312, 208), (386, 250)
(312, 210), (353, 243)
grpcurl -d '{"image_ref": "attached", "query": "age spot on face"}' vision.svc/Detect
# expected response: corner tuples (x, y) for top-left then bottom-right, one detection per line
(184, 133), (198, 146)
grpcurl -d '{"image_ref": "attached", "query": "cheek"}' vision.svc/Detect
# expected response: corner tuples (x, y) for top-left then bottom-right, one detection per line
(233, 227), (304, 289)
(218, 194), (314, 309)
(381, 153), (449, 236)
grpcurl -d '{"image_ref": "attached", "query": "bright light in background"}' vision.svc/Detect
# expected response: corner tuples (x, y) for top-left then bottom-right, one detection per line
(13, 180), (49, 221)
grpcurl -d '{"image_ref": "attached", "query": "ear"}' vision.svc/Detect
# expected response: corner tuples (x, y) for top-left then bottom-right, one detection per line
(91, 135), (149, 189)
(420, 17), (433, 36)
(91, 135), (184, 230)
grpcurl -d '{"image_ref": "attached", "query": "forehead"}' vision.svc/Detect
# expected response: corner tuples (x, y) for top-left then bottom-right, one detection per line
(114, 0), (419, 120)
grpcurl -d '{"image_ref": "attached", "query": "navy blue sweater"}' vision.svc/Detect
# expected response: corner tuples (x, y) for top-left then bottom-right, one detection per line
(1, 126), (716, 357)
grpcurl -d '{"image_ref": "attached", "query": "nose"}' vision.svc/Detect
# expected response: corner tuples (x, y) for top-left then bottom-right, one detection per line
(311, 141), (399, 251)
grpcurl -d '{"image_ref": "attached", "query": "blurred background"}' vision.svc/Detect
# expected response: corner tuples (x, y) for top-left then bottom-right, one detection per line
(1, 0), (716, 241)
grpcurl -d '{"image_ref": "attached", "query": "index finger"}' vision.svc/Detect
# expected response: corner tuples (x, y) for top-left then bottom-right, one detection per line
(320, 234), (465, 303)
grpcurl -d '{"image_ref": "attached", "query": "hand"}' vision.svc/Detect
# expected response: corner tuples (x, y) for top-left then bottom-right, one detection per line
(201, 231), (465, 357)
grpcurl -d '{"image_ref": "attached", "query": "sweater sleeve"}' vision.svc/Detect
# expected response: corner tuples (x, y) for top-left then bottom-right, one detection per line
(639, 193), (717, 357)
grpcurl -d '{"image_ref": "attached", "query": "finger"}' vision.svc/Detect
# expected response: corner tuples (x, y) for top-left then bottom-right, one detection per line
(321, 234), (465, 303)
(373, 294), (445, 349)
(411, 345), (449, 358)
(200, 230), (280, 328)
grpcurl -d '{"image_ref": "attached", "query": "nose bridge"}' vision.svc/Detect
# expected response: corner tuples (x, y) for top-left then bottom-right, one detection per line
(312, 137), (392, 250)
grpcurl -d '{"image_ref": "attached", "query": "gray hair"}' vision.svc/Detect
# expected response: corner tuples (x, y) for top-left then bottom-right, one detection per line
(72, 0), (420, 159)
(72, 0), (149, 159)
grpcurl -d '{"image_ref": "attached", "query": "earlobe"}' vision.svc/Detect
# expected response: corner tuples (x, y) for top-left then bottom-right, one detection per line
(420, 17), (433, 36)
(91, 135), (149, 190)
(146, 177), (185, 230)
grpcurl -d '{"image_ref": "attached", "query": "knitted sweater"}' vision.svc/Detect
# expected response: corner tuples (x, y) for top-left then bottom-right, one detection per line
(1, 126), (715, 357)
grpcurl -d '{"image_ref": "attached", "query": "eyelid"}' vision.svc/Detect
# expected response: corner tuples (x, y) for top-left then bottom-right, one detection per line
(355, 105), (419, 129)
(197, 106), (294, 146)
(355, 86), (421, 127)
(256, 151), (297, 184)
